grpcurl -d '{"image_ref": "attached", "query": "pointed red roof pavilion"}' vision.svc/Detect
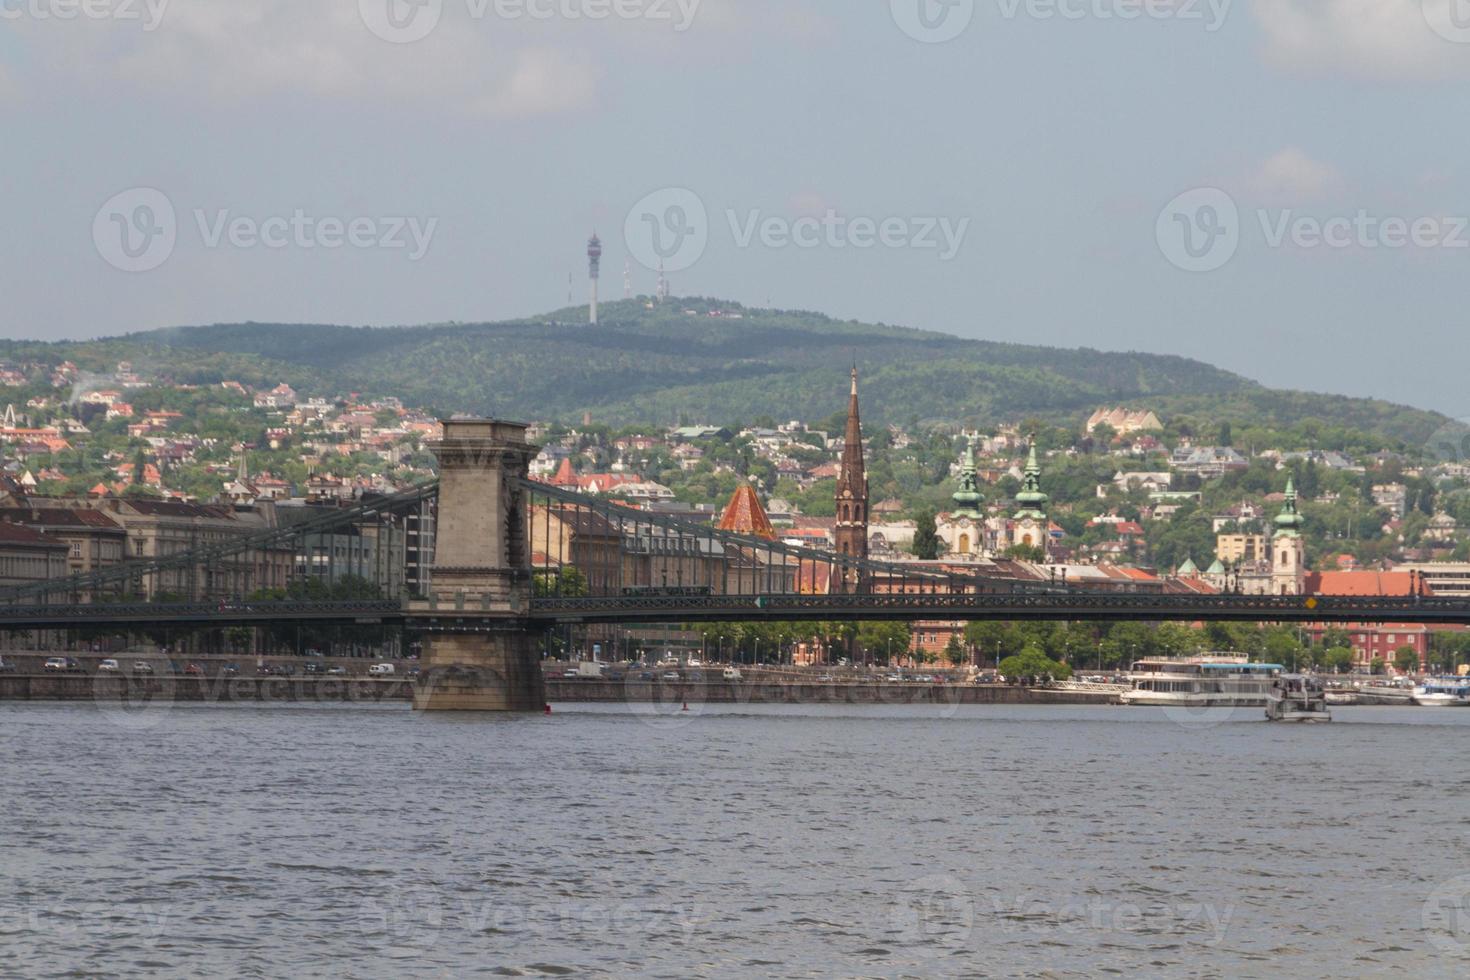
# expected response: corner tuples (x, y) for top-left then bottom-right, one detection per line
(717, 484), (777, 540)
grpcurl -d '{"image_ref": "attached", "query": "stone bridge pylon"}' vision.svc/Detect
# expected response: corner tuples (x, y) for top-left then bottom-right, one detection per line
(411, 418), (546, 712)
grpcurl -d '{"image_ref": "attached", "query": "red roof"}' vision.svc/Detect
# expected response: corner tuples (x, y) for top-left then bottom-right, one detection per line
(0, 523), (67, 548)
(549, 458), (577, 487)
(717, 485), (777, 540)
(1304, 571), (1423, 597)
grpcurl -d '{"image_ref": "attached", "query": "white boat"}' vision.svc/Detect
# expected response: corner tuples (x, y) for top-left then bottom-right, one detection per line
(1118, 657), (1283, 707)
(1411, 679), (1470, 707)
(1323, 688), (1359, 706)
(1357, 679), (1415, 705)
(1266, 675), (1333, 722)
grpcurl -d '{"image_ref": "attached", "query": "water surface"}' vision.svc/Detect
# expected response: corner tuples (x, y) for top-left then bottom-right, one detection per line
(2, 702), (1468, 978)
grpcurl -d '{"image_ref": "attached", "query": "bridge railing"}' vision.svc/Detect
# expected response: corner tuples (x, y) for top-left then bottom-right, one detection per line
(0, 482), (439, 607)
(520, 479), (1066, 608)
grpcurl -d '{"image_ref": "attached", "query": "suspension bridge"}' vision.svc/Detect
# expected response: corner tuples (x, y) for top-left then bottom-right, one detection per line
(1, 419), (1466, 708)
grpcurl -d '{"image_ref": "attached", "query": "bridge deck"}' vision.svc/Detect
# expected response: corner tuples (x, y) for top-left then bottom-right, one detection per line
(0, 593), (1467, 630)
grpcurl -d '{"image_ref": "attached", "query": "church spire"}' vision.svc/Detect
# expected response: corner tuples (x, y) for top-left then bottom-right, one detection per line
(1013, 436), (1048, 521)
(834, 365), (869, 572)
(951, 432), (983, 519)
(1274, 475), (1305, 538)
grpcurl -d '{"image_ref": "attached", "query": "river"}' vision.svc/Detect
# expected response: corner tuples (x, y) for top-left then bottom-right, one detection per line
(2, 701), (1468, 978)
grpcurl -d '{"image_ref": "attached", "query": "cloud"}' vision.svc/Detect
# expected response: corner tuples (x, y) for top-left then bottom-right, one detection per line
(1250, 148), (1346, 204)
(6, 2), (603, 118)
(1254, 0), (1470, 80)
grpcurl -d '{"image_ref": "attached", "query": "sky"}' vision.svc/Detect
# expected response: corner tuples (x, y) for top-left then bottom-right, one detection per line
(2, 0), (1469, 415)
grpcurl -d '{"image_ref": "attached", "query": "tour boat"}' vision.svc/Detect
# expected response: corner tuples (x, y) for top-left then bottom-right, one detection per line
(1411, 679), (1470, 707)
(1265, 675), (1333, 722)
(1118, 656), (1283, 707)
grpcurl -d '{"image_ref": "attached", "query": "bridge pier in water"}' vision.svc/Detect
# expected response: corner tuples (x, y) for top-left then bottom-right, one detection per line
(411, 419), (546, 712)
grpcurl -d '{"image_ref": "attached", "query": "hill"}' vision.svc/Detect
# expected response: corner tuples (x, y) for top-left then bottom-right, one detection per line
(0, 299), (1443, 445)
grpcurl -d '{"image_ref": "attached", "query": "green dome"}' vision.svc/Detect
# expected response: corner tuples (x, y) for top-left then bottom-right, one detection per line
(1014, 439), (1048, 520)
(951, 433), (983, 519)
(1274, 476), (1306, 537)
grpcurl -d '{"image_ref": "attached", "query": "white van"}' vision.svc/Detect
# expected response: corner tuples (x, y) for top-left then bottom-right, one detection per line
(722, 667), (742, 681)
(368, 663), (395, 676)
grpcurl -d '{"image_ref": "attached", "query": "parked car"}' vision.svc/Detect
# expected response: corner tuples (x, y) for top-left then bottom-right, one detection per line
(722, 667), (743, 681)
(406, 667), (421, 679)
(184, 663), (205, 676)
(0, 656), (15, 672)
(133, 661), (154, 675)
(325, 666), (348, 676)
(661, 671), (680, 681)
(303, 662), (324, 675)
(44, 657), (71, 672)
(368, 663), (395, 677)
(98, 659), (121, 672)
(221, 663), (240, 676)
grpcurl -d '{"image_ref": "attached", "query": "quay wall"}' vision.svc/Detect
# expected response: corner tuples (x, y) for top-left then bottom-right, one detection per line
(0, 674), (1111, 705)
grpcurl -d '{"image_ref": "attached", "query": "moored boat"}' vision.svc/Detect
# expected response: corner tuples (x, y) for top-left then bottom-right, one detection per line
(1118, 656), (1282, 708)
(1357, 679), (1415, 705)
(1411, 679), (1470, 707)
(1043, 678), (1132, 698)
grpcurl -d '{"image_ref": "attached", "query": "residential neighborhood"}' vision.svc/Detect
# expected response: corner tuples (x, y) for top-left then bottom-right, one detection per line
(2, 354), (1469, 675)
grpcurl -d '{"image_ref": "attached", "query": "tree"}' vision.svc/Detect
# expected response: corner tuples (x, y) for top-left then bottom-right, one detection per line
(964, 621), (1015, 665)
(1322, 647), (1355, 674)
(1369, 657), (1386, 676)
(1155, 623), (1201, 658)
(998, 646), (1073, 683)
(1393, 645), (1420, 675)
(912, 509), (940, 560)
(943, 634), (966, 667)
(856, 621), (912, 665)
(1263, 627), (1304, 672)
(534, 566), (589, 598)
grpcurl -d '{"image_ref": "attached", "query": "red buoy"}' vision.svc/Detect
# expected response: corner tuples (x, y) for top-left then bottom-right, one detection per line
(543, 703), (552, 714)
(681, 701), (689, 712)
